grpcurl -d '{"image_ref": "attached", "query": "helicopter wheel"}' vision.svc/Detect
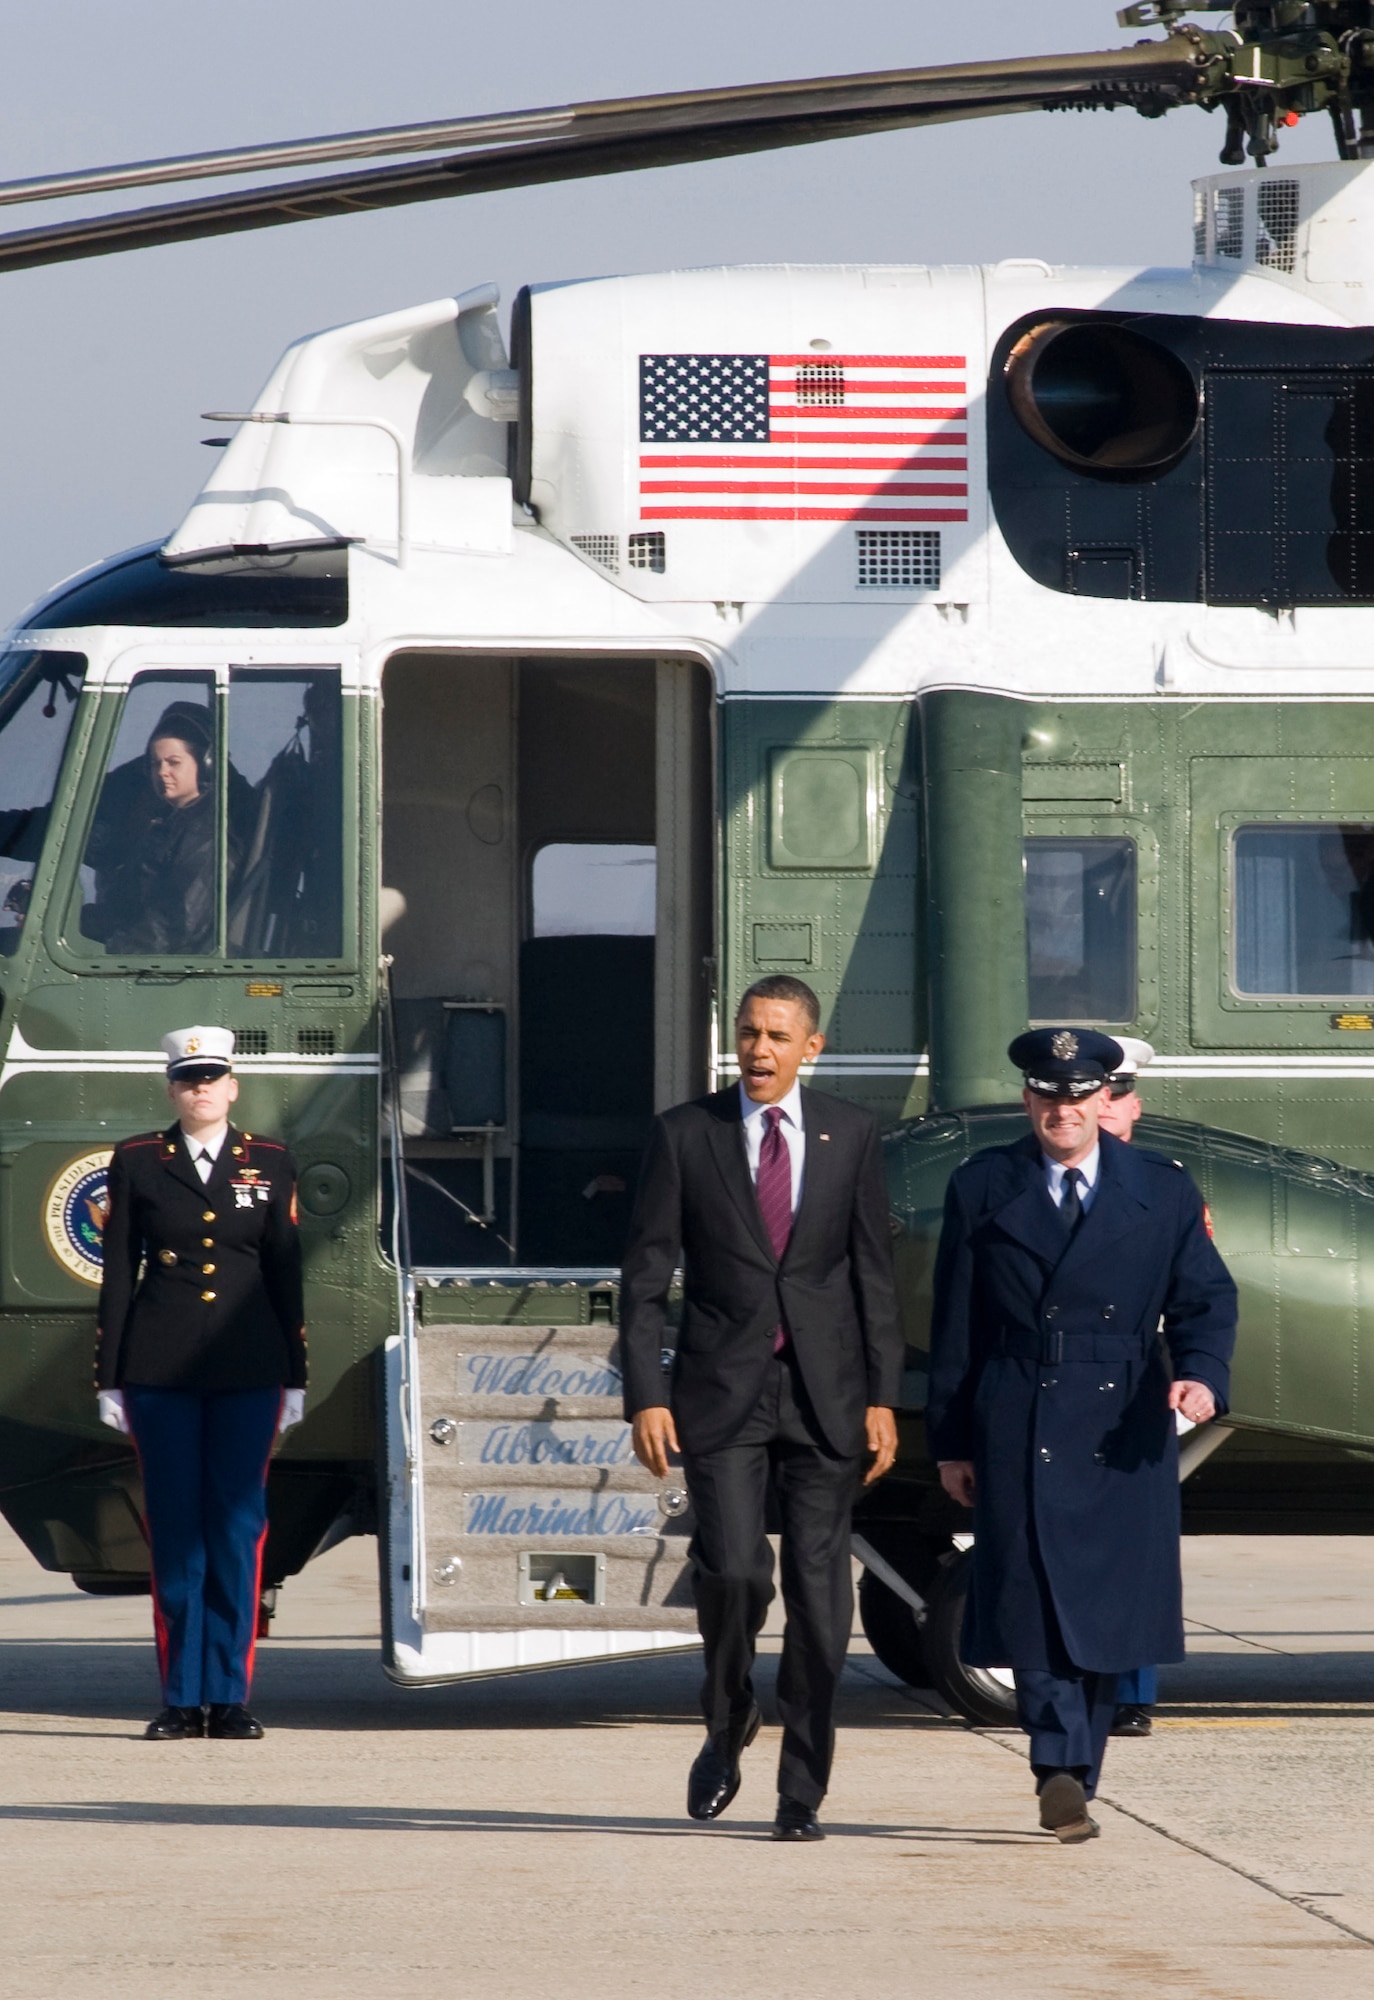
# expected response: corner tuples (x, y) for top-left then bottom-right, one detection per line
(856, 1566), (930, 1688)
(922, 1548), (1019, 1728)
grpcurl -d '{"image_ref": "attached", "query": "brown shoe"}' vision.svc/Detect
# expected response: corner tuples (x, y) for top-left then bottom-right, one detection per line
(1038, 1771), (1100, 1844)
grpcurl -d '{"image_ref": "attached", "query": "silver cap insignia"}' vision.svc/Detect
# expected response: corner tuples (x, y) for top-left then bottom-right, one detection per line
(1051, 1030), (1079, 1061)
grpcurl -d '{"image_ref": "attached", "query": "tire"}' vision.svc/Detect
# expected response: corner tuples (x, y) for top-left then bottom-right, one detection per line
(857, 1567), (930, 1688)
(923, 1548), (1019, 1727)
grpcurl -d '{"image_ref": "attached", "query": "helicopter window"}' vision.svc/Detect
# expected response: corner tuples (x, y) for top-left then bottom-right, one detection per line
(531, 844), (656, 937)
(1234, 825), (1374, 998)
(1025, 836), (1136, 1024)
(73, 672), (217, 959)
(226, 670), (343, 959)
(0, 649), (86, 957)
(24, 544), (348, 631)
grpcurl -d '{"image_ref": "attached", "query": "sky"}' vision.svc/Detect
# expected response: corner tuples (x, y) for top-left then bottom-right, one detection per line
(0, 0), (1340, 623)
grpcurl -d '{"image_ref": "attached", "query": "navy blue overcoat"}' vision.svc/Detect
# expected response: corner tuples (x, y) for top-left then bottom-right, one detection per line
(925, 1131), (1237, 1674)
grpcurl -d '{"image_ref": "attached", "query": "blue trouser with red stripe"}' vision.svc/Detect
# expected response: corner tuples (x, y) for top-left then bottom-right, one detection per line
(125, 1385), (281, 1708)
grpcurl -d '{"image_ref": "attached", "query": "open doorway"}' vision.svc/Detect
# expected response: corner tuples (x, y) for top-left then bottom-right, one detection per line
(380, 652), (713, 1269)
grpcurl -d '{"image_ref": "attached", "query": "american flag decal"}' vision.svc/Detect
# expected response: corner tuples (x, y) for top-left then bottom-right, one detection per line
(638, 352), (967, 523)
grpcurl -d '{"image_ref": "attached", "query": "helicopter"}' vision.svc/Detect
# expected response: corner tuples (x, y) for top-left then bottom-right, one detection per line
(4, 4), (1374, 1723)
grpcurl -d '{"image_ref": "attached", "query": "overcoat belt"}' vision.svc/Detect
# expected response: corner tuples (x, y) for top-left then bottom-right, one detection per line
(925, 1130), (1237, 1675)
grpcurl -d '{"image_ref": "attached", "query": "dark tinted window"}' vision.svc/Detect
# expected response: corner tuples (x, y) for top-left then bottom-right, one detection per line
(73, 672), (217, 958)
(26, 545), (348, 630)
(1025, 836), (1136, 1023)
(1235, 824), (1374, 996)
(0, 649), (86, 956)
(227, 669), (343, 958)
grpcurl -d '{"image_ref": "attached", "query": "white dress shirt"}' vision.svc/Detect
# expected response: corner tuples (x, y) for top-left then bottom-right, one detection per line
(1042, 1143), (1101, 1215)
(183, 1124), (228, 1184)
(739, 1079), (805, 1214)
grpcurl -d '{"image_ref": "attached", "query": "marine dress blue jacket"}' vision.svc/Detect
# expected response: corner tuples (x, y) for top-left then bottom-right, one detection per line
(926, 1130), (1237, 1674)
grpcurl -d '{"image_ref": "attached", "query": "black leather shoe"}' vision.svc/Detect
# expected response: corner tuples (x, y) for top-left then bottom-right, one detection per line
(1037, 1771), (1099, 1844)
(144, 1705), (205, 1740)
(206, 1702), (265, 1740)
(772, 1796), (824, 1841)
(686, 1703), (761, 1820)
(1110, 1703), (1154, 1738)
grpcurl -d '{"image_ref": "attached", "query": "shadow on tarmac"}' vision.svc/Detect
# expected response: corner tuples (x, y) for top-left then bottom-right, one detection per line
(0, 1798), (1047, 1843)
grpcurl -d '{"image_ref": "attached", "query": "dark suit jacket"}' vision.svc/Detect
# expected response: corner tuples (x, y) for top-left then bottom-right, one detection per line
(926, 1130), (1236, 1672)
(96, 1123), (306, 1393)
(619, 1084), (904, 1457)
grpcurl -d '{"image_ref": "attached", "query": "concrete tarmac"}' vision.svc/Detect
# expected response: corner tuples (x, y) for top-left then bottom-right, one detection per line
(0, 1523), (1370, 1998)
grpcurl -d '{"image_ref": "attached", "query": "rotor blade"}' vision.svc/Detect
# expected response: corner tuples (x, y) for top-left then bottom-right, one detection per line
(0, 37), (1216, 276)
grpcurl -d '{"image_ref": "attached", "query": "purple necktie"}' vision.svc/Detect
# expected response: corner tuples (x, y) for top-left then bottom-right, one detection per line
(756, 1105), (794, 1354)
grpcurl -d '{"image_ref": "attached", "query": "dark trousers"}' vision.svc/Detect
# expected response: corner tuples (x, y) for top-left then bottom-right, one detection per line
(681, 1353), (862, 1809)
(1014, 1666), (1119, 1800)
(126, 1384), (282, 1708)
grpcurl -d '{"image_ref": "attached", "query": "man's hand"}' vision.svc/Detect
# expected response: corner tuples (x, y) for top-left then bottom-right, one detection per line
(938, 1460), (976, 1509)
(1169, 1379), (1217, 1426)
(631, 1406), (680, 1478)
(863, 1406), (898, 1485)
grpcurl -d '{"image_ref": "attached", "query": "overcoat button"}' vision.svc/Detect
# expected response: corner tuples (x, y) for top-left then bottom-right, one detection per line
(1039, 1447), (1052, 1462)
(1103, 1305), (1116, 1321)
(1045, 1306), (1059, 1321)
(202, 1263), (216, 1275)
(158, 1249), (176, 1266)
(202, 1211), (215, 1223)
(201, 1290), (217, 1302)
(1094, 1451), (1106, 1464)
(202, 1237), (213, 1248)
(1040, 1378), (1057, 1390)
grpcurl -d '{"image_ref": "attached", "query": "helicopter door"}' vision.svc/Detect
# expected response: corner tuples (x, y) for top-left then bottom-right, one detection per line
(379, 652), (712, 1268)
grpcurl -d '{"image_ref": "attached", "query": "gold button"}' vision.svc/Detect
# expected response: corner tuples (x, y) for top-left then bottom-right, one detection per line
(202, 1262), (216, 1275)
(202, 1237), (213, 1248)
(201, 1289), (217, 1302)
(203, 1210), (215, 1222)
(158, 1249), (176, 1266)
(231, 1146), (243, 1157)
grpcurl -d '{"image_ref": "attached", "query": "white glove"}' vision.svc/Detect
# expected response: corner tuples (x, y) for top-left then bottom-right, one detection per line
(97, 1389), (129, 1434)
(278, 1387), (306, 1434)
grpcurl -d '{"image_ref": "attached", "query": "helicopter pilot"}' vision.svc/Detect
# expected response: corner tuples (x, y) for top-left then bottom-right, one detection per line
(96, 1026), (306, 1740)
(82, 703), (244, 958)
(926, 1027), (1236, 1843)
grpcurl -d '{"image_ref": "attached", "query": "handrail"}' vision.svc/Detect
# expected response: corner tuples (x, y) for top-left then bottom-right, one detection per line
(379, 953), (422, 1624)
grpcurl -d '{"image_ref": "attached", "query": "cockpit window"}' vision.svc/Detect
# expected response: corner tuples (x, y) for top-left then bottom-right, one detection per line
(0, 649), (86, 957)
(227, 669), (343, 958)
(74, 672), (218, 958)
(24, 545), (348, 630)
(69, 665), (346, 964)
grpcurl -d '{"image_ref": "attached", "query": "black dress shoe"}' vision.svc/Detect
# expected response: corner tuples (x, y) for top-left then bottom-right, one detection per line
(686, 1703), (761, 1820)
(1037, 1771), (1100, 1844)
(206, 1702), (265, 1740)
(144, 1705), (205, 1740)
(772, 1796), (824, 1841)
(1110, 1703), (1154, 1738)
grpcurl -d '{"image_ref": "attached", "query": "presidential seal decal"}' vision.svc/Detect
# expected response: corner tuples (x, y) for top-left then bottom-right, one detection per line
(44, 1150), (112, 1286)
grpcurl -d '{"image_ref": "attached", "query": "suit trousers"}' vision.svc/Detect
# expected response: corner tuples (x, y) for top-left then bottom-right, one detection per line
(1014, 1666), (1119, 1799)
(126, 1384), (282, 1707)
(681, 1351), (862, 1808)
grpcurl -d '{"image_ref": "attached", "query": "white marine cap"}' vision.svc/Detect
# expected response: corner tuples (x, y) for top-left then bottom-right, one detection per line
(1108, 1036), (1155, 1080)
(161, 1025), (235, 1079)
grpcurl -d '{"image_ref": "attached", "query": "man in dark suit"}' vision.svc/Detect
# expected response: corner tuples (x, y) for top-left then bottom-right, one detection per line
(621, 976), (904, 1841)
(927, 1028), (1236, 1843)
(96, 1026), (306, 1741)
